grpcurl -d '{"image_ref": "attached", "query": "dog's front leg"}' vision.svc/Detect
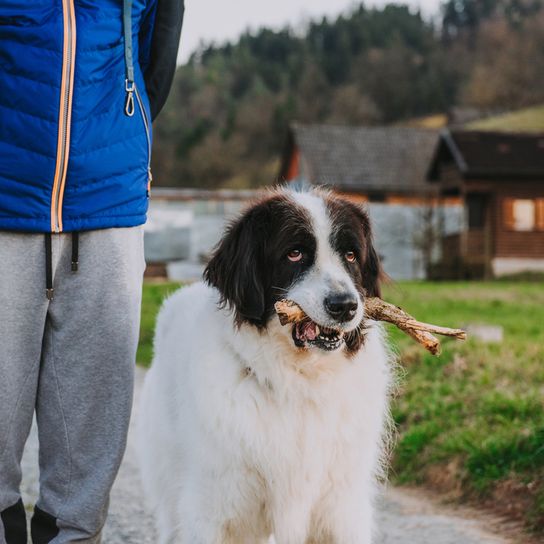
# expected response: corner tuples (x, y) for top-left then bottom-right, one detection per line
(319, 489), (374, 544)
(272, 502), (313, 544)
(177, 486), (229, 544)
(178, 517), (224, 544)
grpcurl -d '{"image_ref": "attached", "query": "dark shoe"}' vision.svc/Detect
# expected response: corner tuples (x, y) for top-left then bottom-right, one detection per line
(1, 499), (27, 544)
(31, 506), (59, 544)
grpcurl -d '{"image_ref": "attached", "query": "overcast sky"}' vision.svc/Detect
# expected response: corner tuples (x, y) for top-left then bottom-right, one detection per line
(179, 0), (443, 63)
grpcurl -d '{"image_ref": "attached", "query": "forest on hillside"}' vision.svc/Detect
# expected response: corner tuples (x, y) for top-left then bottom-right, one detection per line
(151, 0), (544, 189)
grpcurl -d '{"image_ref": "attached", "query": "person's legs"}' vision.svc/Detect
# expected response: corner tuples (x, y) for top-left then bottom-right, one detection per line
(0, 233), (49, 544)
(31, 227), (145, 544)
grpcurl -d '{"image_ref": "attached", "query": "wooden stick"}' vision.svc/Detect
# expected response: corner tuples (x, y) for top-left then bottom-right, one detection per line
(364, 298), (467, 340)
(275, 299), (307, 326)
(274, 297), (466, 355)
(396, 325), (442, 355)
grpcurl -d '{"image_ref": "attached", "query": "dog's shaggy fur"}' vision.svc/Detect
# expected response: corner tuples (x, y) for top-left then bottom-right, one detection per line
(137, 188), (393, 544)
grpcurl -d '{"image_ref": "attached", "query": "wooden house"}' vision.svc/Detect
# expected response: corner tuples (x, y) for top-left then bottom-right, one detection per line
(428, 130), (544, 278)
(278, 123), (442, 203)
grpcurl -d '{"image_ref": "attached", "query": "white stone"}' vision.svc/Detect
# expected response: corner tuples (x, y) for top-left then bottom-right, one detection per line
(465, 324), (504, 343)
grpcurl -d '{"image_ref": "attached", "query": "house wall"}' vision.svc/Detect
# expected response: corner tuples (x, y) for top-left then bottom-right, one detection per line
(436, 173), (544, 269)
(462, 180), (544, 259)
(492, 183), (544, 259)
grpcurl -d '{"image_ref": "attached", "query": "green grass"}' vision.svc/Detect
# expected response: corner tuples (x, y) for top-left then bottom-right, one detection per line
(137, 281), (181, 366)
(466, 104), (544, 133)
(137, 280), (544, 533)
(382, 281), (544, 533)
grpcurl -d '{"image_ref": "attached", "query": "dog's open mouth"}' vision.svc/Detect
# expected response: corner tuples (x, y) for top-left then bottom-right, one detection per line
(292, 319), (345, 351)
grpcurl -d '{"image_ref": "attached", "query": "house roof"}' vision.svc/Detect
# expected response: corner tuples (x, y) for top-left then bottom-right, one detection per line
(280, 124), (440, 195)
(428, 129), (544, 181)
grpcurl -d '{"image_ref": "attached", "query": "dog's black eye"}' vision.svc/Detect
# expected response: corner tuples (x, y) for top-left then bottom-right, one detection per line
(287, 249), (303, 262)
(345, 251), (356, 263)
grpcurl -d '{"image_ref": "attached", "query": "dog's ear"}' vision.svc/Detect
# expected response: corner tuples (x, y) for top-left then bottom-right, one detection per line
(204, 206), (267, 327)
(362, 239), (382, 298)
(348, 202), (382, 298)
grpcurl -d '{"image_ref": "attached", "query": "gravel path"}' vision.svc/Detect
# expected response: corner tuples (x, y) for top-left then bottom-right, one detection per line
(20, 368), (525, 544)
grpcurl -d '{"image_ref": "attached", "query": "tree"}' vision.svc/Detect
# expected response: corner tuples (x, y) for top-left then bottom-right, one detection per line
(150, 0), (543, 189)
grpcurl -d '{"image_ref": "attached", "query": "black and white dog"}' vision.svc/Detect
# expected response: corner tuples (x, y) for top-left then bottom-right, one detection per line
(137, 188), (392, 544)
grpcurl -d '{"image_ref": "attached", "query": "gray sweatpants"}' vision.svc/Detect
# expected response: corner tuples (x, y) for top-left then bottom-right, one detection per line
(0, 227), (145, 544)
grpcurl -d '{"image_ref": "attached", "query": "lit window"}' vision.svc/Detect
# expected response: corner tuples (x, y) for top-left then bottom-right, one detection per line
(507, 199), (535, 231)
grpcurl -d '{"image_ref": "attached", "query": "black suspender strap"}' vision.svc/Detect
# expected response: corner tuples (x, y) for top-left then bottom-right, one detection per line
(123, 0), (135, 116)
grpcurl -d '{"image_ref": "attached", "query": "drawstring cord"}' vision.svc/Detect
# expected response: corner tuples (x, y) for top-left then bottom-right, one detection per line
(44, 232), (79, 300)
(71, 231), (79, 272)
(45, 233), (54, 301)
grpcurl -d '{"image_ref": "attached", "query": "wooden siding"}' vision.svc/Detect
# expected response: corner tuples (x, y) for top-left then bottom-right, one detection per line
(438, 177), (544, 261)
(442, 231), (486, 263)
(331, 192), (461, 206)
(442, 233), (460, 258)
(336, 191), (368, 203)
(464, 229), (487, 259)
(284, 147), (300, 181)
(386, 195), (461, 206)
(492, 183), (544, 258)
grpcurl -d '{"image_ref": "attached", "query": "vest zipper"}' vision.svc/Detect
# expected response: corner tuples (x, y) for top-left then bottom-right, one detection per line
(50, 0), (76, 233)
(134, 85), (152, 195)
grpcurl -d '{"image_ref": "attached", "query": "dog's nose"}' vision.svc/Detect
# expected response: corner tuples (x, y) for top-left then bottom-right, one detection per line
(324, 294), (358, 322)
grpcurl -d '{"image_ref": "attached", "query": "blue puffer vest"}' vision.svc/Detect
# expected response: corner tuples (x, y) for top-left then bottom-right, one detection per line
(0, 0), (157, 233)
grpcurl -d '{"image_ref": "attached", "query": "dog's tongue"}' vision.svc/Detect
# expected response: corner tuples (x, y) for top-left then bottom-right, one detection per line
(298, 320), (318, 341)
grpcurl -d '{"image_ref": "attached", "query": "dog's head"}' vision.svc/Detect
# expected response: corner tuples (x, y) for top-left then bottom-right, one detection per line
(204, 188), (381, 355)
